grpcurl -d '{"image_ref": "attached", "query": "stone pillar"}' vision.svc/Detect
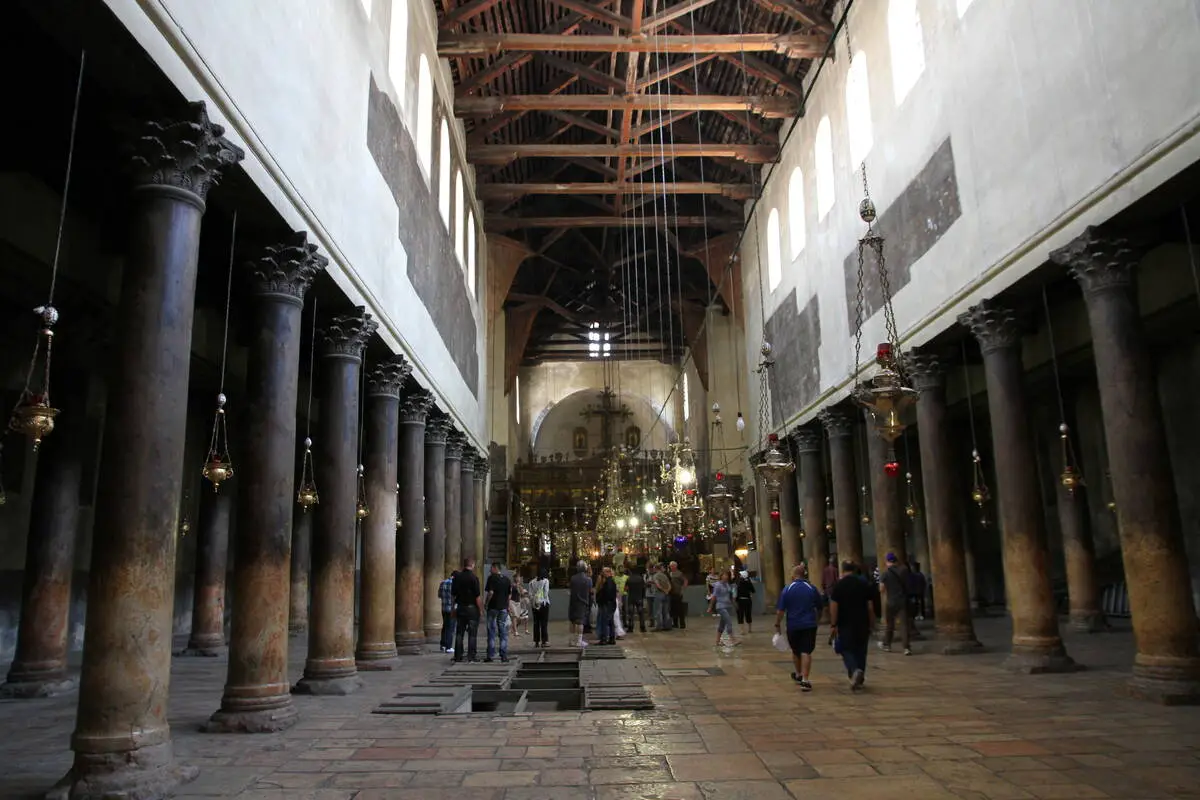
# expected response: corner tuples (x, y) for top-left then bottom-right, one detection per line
(864, 412), (908, 574)
(473, 456), (489, 566)
(356, 356), (410, 669)
(209, 233), (326, 732)
(1056, 481), (1105, 632)
(778, 463), (802, 575)
(791, 427), (829, 588)
(460, 452), (476, 564)
(59, 104), (241, 798)
(751, 452), (784, 606)
(819, 406), (864, 568)
(423, 416), (450, 641)
(444, 431), (464, 577)
(907, 352), (982, 654)
(1053, 230), (1200, 702)
(295, 308), (377, 695)
(1, 390), (86, 699)
(180, 487), (232, 656)
(289, 509), (312, 634)
(396, 389), (433, 653)
(960, 300), (1075, 673)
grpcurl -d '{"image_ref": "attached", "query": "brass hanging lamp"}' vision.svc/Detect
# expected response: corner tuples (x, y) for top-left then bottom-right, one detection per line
(395, 482), (402, 531)
(961, 341), (991, 525)
(297, 298), (319, 511)
(202, 213), (238, 492)
(355, 464), (370, 520)
(824, 495), (834, 534)
(354, 359), (368, 520)
(903, 433), (920, 519)
(1041, 287), (1085, 498)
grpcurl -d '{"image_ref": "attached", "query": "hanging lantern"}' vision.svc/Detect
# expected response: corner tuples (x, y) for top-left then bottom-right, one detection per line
(905, 471), (920, 519)
(202, 393), (234, 491)
(395, 482), (403, 531)
(824, 495), (834, 533)
(860, 484), (872, 525)
(10, 306), (61, 452)
(297, 436), (319, 510)
(1058, 423), (1085, 496)
(970, 449), (990, 509)
(753, 433), (794, 496)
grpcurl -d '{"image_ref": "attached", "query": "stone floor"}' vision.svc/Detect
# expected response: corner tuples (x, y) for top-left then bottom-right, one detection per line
(2, 615), (1200, 799)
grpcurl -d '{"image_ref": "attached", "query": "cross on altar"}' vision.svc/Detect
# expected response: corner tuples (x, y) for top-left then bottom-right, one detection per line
(581, 386), (631, 454)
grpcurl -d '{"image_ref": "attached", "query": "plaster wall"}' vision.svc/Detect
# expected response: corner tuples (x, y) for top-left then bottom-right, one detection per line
(741, 0), (1200, 438)
(101, 0), (489, 446)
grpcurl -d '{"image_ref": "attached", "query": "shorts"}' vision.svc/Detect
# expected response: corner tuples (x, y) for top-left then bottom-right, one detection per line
(568, 601), (588, 625)
(787, 627), (818, 656)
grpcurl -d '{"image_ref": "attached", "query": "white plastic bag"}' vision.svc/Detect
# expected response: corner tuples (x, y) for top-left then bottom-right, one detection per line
(772, 632), (790, 653)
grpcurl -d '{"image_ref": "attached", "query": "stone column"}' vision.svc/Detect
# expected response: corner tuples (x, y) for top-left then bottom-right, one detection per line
(778, 463), (802, 575)
(289, 509), (313, 634)
(460, 452), (476, 564)
(295, 308), (377, 695)
(423, 416), (450, 641)
(751, 452), (784, 606)
(60, 104), (241, 798)
(396, 389), (433, 653)
(473, 456), (489, 565)
(443, 431), (463, 577)
(209, 233), (326, 732)
(1056, 481), (1105, 632)
(1053, 230), (1200, 701)
(864, 412), (908, 572)
(2, 389), (86, 699)
(791, 427), (829, 588)
(355, 356), (410, 669)
(960, 300), (1075, 673)
(819, 406), (864, 568)
(180, 486), (232, 656)
(907, 352), (982, 654)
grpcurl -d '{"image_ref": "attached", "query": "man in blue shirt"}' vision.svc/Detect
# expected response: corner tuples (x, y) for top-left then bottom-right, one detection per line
(774, 563), (823, 692)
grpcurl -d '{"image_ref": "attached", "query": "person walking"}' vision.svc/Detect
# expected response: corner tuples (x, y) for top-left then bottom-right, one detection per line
(568, 560), (593, 648)
(774, 563), (823, 692)
(451, 558), (483, 663)
(652, 564), (673, 631)
(625, 565), (647, 633)
(829, 560), (877, 691)
(668, 561), (688, 630)
(529, 568), (551, 648)
(646, 564), (660, 630)
(612, 566), (628, 639)
(735, 570), (756, 635)
(908, 561), (927, 621)
(879, 553), (913, 655)
(438, 570), (458, 654)
(709, 569), (741, 647)
(484, 563), (512, 663)
(595, 566), (618, 645)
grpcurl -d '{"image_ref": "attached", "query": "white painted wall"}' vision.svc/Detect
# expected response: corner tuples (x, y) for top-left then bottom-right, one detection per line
(102, 0), (489, 446)
(741, 0), (1200, 438)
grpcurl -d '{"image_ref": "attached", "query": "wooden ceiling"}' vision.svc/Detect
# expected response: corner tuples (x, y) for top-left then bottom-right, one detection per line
(435, 0), (838, 374)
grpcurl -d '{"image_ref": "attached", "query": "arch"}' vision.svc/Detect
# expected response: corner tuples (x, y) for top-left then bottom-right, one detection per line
(387, 0), (407, 108)
(529, 389), (678, 456)
(815, 116), (834, 220)
(889, 0), (925, 105)
(787, 166), (806, 259)
(467, 211), (477, 292)
(766, 207), (782, 291)
(416, 54), (434, 177)
(438, 120), (451, 227)
(846, 52), (873, 166)
(454, 170), (465, 264)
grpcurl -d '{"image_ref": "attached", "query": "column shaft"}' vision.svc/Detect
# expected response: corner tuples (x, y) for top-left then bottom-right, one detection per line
(423, 418), (449, 640)
(820, 408), (864, 568)
(1057, 484), (1104, 632)
(210, 233), (324, 731)
(289, 509), (312, 633)
(444, 434), (463, 577)
(778, 470), (802, 575)
(792, 428), (829, 590)
(865, 419), (907, 571)
(182, 487), (232, 655)
(356, 357), (409, 668)
(473, 460), (488, 566)
(960, 301), (1074, 673)
(460, 457), (476, 564)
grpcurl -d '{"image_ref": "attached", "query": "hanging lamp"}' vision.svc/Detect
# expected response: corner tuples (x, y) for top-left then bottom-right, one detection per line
(962, 341), (991, 524)
(1042, 287), (1085, 497)
(297, 299), (319, 510)
(202, 213), (239, 492)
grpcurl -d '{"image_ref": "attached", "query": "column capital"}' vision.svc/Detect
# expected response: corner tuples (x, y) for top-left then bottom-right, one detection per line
(818, 406), (856, 439)
(904, 350), (946, 392)
(128, 101), (244, 201)
(366, 355), (412, 398)
(444, 430), (465, 461)
(474, 454), (490, 476)
(958, 299), (1023, 355)
(789, 426), (823, 455)
(425, 416), (451, 446)
(319, 307), (377, 360)
(246, 232), (327, 303)
(460, 453), (476, 474)
(399, 388), (434, 423)
(1049, 226), (1146, 296)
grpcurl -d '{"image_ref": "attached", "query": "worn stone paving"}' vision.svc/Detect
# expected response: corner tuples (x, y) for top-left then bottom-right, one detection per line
(2, 617), (1200, 798)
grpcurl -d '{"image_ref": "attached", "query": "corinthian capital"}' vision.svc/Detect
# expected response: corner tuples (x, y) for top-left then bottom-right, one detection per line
(399, 388), (434, 423)
(319, 307), (377, 360)
(1049, 226), (1146, 296)
(958, 299), (1023, 355)
(903, 350), (945, 393)
(128, 101), (244, 201)
(246, 232), (327, 301)
(818, 406), (856, 439)
(445, 429), (465, 460)
(789, 426), (823, 456)
(367, 355), (412, 398)
(474, 454), (490, 476)
(425, 416), (450, 446)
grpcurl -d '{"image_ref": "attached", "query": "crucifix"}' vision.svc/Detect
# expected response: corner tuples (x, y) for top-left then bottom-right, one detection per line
(581, 386), (631, 454)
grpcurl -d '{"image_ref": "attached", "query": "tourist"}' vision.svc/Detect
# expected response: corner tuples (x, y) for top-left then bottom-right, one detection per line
(645, 564), (660, 629)
(709, 569), (740, 647)
(909, 561), (927, 621)
(484, 562), (512, 663)
(653, 564), (673, 630)
(596, 566), (618, 645)
(822, 554), (839, 645)
(568, 560), (592, 648)
(774, 563), (823, 692)
(438, 570), (457, 654)
(668, 561), (688, 630)
(612, 566), (628, 639)
(451, 558), (483, 663)
(509, 574), (530, 637)
(735, 569), (756, 635)
(829, 560), (876, 691)
(583, 564), (596, 637)
(625, 564), (647, 633)
(529, 568), (551, 648)
(879, 553), (913, 655)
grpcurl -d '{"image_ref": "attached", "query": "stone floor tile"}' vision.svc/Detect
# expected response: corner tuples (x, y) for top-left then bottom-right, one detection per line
(504, 788), (593, 800)
(591, 767), (676, 784)
(325, 771), (412, 788)
(784, 775), (961, 799)
(463, 769), (539, 787)
(698, 779), (795, 799)
(595, 783), (704, 799)
(812, 763), (877, 778)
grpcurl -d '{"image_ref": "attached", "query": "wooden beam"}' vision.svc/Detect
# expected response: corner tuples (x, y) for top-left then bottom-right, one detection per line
(642, 0), (720, 33)
(458, 53), (534, 95)
(543, 110), (620, 139)
(537, 52), (626, 92)
(670, 19), (814, 97)
(455, 94), (799, 118)
(632, 110), (696, 139)
(552, 0), (633, 30)
(468, 142), (776, 164)
(478, 182), (756, 199)
(487, 215), (741, 230)
(636, 53), (717, 91)
(439, 32), (827, 58)
(751, 0), (835, 32)
(439, 0), (506, 29)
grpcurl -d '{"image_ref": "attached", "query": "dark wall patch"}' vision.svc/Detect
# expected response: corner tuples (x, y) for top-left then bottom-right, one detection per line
(366, 76), (479, 395)
(844, 137), (961, 334)
(765, 290), (821, 426)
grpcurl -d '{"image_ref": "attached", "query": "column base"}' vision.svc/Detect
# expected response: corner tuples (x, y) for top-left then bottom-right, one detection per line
(288, 623), (308, 636)
(1004, 643), (1082, 674)
(1125, 655), (1200, 705)
(206, 702), (299, 733)
(355, 657), (399, 672)
(1068, 610), (1109, 633)
(0, 675), (77, 699)
(396, 631), (426, 655)
(292, 674), (364, 695)
(174, 645), (226, 658)
(46, 742), (197, 800)
(938, 638), (985, 656)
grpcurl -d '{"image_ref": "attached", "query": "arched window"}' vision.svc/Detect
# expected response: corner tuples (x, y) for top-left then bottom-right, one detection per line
(846, 52), (873, 167)
(416, 54), (434, 178)
(682, 373), (690, 421)
(787, 167), (806, 259)
(766, 207), (782, 291)
(815, 116), (834, 220)
(438, 120), (451, 227)
(454, 171), (465, 265)
(387, 0), (407, 108)
(466, 212), (477, 292)
(889, 0), (925, 105)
